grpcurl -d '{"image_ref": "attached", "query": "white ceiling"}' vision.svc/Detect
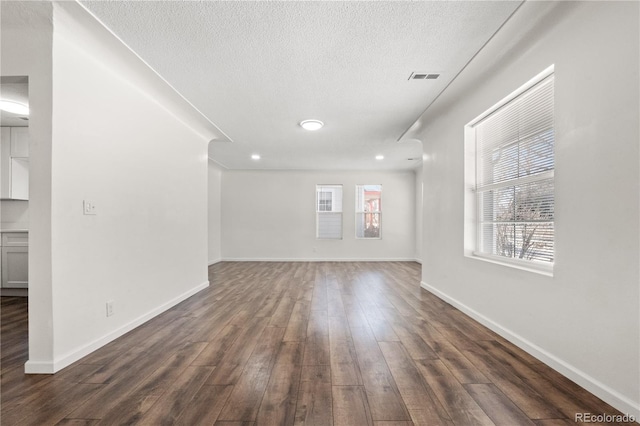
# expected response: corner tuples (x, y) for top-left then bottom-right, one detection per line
(80, 1), (522, 171)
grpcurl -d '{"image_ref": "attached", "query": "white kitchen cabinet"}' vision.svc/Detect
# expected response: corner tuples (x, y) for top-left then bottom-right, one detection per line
(1, 232), (28, 289)
(0, 126), (29, 200)
(9, 158), (29, 200)
(1, 127), (11, 198)
(10, 127), (29, 158)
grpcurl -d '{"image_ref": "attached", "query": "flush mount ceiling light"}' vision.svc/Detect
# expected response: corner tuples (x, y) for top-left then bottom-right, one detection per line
(0, 100), (29, 116)
(299, 120), (324, 131)
(251, 154), (261, 160)
(375, 155), (384, 160)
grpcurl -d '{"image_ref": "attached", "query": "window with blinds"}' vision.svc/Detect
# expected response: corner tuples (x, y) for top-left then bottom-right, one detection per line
(316, 185), (343, 239)
(356, 184), (382, 238)
(465, 67), (554, 271)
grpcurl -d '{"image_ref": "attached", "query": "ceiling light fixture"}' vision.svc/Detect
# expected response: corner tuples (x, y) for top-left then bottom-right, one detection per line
(375, 155), (384, 160)
(300, 120), (324, 131)
(0, 100), (29, 116)
(251, 154), (261, 160)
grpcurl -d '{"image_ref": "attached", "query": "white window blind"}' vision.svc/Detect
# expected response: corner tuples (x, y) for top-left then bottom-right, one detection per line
(473, 73), (554, 265)
(355, 184), (382, 238)
(316, 185), (343, 239)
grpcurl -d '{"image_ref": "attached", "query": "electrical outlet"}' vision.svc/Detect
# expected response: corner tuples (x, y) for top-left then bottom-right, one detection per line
(106, 301), (114, 317)
(83, 200), (97, 215)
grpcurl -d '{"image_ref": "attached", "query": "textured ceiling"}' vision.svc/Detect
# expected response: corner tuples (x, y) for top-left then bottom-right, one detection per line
(81, 1), (522, 171)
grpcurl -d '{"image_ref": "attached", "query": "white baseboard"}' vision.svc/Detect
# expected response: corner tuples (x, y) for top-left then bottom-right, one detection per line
(23, 361), (55, 374)
(420, 281), (640, 421)
(208, 258), (222, 266)
(0, 288), (28, 297)
(25, 280), (210, 375)
(221, 257), (419, 262)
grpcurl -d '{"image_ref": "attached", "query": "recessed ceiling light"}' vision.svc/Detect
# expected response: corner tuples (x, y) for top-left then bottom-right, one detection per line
(251, 154), (260, 160)
(0, 100), (29, 116)
(375, 155), (384, 160)
(300, 120), (324, 131)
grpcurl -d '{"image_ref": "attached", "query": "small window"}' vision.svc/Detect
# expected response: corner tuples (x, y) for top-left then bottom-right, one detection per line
(316, 185), (342, 239)
(465, 66), (554, 273)
(356, 184), (382, 239)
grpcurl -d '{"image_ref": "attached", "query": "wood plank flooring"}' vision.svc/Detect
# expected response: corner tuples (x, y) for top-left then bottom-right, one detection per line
(0, 262), (627, 425)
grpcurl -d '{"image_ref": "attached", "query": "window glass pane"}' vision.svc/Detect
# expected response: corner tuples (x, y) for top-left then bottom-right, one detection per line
(318, 191), (332, 211)
(481, 187), (515, 222)
(479, 222), (553, 262)
(356, 184), (381, 238)
(480, 223), (515, 258)
(356, 185), (381, 212)
(356, 212), (366, 238)
(316, 185), (342, 212)
(514, 179), (554, 221)
(514, 222), (554, 262)
(356, 213), (381, 238)
(476, 75), (554, 188)
(479, 178), (553, 224)
(518, 130), (554, 177)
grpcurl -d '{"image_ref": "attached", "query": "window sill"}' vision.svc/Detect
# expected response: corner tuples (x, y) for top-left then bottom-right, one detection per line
(466, 252), (554, 277)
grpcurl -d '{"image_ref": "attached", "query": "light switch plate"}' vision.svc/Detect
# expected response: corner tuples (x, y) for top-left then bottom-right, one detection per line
(106, 301), (114, 317)
(83, 200), (97, 215)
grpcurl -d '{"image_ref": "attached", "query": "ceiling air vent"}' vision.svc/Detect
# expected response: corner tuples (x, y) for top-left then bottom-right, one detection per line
(408, 72), (440, 80)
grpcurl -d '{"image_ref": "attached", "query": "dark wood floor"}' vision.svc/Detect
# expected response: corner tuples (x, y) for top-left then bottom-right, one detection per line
(0, 262), (625, 425)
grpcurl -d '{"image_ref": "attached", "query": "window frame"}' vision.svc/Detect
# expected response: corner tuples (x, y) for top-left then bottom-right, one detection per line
(464, 65), (555, 276)
(355, 184), (382, 240)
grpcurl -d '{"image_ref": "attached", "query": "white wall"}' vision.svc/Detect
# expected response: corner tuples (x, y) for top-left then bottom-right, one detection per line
(414, 166), (423, 262)
(221, 170), (416, 261)
(1, 1), (55, 367)
(3, 2), (223, 373)
(208, 159), (223, 265)
(415, 2), (639, 417)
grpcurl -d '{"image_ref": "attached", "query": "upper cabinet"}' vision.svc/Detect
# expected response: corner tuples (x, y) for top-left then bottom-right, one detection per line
(0, 127), (29, 200)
